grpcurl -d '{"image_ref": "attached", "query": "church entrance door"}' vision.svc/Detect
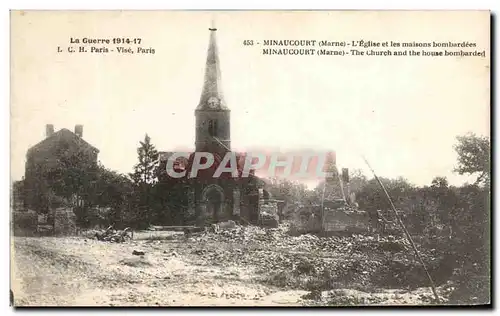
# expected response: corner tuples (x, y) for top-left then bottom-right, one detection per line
(202, 184), (225, 223)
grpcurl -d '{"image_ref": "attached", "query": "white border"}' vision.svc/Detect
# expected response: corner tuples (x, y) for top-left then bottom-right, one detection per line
(3, 0), (500, 10)
(3, 1), (498, 315)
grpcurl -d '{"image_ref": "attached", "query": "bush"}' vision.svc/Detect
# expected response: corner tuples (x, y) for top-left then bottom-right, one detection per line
(12, 210), (37, 236)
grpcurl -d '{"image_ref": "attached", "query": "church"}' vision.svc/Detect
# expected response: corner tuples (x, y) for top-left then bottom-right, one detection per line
(158, 24), (352, 227)
(158, 24), (274, 226)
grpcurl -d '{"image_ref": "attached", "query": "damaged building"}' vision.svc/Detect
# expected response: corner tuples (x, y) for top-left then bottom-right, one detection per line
(158, 25), (356, 229)
(158, 24), (280, 226)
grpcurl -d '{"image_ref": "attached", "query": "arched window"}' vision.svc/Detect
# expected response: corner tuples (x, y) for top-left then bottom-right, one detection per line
(208, 120), (213, 136)
(208, 120), (218, 137)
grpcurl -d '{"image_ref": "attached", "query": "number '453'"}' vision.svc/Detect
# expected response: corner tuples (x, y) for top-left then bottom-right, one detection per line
(243, 40), (254, 46)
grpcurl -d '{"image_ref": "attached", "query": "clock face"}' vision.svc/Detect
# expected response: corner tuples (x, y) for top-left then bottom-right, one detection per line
(207, 97), (219, 109)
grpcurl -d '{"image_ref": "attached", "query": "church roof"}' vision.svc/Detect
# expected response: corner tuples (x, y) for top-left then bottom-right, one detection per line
(196, 23), (229, 111)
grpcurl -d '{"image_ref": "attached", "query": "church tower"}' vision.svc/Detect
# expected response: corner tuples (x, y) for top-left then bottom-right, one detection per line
(195, 22), (231, 156)
(186, 22), (259, 226)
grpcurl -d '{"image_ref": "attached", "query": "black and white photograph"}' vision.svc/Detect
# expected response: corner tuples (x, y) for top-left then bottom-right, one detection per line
(9, 10), (491, 306)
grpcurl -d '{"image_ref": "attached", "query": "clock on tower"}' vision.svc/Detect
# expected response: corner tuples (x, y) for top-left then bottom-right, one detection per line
(207, 96), (219, 109)
(195, 23), (231, 152)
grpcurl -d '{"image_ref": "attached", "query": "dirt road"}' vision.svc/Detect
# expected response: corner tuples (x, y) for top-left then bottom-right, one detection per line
(11, 236), (308, 306)
(11, 231), (445, 307)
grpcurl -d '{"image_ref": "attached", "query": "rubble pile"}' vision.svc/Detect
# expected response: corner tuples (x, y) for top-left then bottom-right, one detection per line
(187, 223), (433, 292)
(191, 225), (275, 244)
(94, 226), (133, 243)
(304, 288), (448, 306)
(191, 224), (411, 256)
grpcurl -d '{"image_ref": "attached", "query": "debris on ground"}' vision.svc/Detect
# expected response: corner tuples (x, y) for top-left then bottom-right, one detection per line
(119, 256), (152, 267)
(182, 222), (447, 300)
(94, 226), (133, 243)
(219, 220), (237, 230)
(13, 220), (461, 306)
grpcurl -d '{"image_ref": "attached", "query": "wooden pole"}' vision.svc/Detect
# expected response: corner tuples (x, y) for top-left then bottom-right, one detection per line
(320, 178), (327, 235)
(362, 155), (441, 304)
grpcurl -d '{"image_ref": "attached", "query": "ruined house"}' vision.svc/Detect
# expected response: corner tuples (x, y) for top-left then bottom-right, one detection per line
(23, 124), (99, 213)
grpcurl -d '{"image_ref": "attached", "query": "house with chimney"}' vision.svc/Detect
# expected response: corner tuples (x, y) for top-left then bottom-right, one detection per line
(23, 124), (99, 213)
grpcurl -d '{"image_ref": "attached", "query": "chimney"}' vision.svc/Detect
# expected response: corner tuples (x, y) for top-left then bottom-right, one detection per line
(46, 124), (54, 138)
(74, 124), (83, 138)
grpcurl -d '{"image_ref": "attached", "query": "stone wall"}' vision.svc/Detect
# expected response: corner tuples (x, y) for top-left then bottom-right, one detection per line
(287, 203), (370, 235)
(240, 190), (260, 225)
(323, 208), (370, 233)
(288, 205), (322, 234)
(53, 207), (77, 236)
(259, 200), (279, 228)
(259, 201), (278, 216)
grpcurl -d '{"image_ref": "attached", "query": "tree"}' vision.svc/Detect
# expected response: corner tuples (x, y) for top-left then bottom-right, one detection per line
(266, 178), (310, 204)
(129, 134), (160, 228)
(349, 169), (368, 195)
(45, 144), (100, 209)
(156, 179), (190, 225)
(454, 133), (490, 187)
(427, 176), (457, 232)
(448, 183), (490, 304)
(130, 134), (160, 186)
(449, 133), (491, 303)
(430, 176), (449, 189)
(90, 165), (135, 228)
(356, 176), (415, 213)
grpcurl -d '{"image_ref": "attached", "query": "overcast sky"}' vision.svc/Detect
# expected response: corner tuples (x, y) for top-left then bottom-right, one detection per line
(11, 11), (490, 187)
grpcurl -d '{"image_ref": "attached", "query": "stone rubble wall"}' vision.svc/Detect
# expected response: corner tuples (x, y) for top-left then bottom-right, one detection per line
(53, 207), (77, 236)
(288, 203), (370, 235)
(259, 200), (279, 228)
(323, 209), (370, 233)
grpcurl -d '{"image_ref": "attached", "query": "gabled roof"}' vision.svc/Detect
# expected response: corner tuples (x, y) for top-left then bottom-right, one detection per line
(27, 128), (99, 156)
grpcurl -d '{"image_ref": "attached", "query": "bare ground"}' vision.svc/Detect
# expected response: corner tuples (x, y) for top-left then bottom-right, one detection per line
(11, 232), (444, 306)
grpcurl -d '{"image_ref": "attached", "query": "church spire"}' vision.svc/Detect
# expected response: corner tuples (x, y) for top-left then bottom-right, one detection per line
(197, 20), (228, 110)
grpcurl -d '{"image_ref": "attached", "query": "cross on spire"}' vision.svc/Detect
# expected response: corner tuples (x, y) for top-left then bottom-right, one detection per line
(209, 19), (217, 31)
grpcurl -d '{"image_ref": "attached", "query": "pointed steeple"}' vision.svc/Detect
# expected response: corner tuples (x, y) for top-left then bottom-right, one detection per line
(197, 20), (228, 111)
